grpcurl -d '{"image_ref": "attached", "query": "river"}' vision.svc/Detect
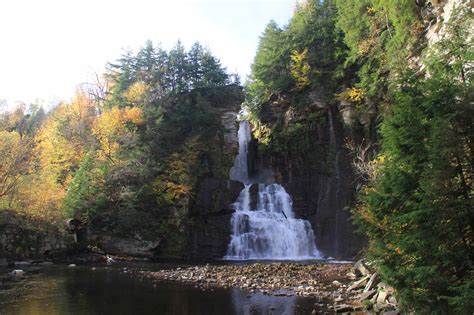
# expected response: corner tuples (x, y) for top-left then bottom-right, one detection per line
(0, 262), (327, 315)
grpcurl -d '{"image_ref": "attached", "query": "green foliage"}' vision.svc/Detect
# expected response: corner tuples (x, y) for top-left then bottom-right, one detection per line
(105, 40), (230, 108)
(355, 9), (473, 312)
(335, 0), (420, 98)
(250, 20), (293, 97)
(246, 0), (347, 114)
(63, 152), (98, 219)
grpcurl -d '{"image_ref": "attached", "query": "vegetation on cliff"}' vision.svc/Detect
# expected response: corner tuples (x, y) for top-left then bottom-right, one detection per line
(0, 41), (241, 257)
(0, 0), (472, 312)
(246, 0), (472, 312)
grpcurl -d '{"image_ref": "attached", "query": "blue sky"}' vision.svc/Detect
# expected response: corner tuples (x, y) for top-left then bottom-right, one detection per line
(0, 0), (296, 108)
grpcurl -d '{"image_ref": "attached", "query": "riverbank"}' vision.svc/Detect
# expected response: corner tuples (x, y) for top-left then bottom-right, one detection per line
(136, 261), (369, 312)
(3, 258), (401, 313)
(1, 261), (357, 314)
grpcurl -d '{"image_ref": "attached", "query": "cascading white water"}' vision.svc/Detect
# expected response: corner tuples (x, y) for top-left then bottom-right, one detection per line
(225, 121), (322, 260)
(229, 120), (252, 185)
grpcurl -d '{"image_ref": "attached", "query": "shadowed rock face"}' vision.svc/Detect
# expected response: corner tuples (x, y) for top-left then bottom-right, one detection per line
(187, 179), (244, 259)
(89, 85), (245, 260)
(249, 95), (368, 260)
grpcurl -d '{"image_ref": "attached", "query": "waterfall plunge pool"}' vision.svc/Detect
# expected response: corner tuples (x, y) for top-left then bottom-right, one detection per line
(0, 261), (353, 315)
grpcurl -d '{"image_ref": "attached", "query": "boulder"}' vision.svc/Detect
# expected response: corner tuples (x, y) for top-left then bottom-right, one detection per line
(101, 236), (160, 257)
(388, 295), (398, 305)
(377, 290), (388, 304)
(334, 304), (354, 313)
(354, 259), (371, 276)
(10, 269), (24, 276)
(347, 275), (370, 291)
(359, 289), (377, 301)
(364, 272), (379, 292)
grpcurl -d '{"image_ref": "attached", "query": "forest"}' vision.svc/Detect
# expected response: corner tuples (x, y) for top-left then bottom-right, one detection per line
(1, 0), (472, 313)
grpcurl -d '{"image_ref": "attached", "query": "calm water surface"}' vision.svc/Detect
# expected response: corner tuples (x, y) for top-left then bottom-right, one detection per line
(0, 263), (323, 315)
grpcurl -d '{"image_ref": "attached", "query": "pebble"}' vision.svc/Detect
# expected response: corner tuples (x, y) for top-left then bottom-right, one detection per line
(143, 262), (354, 303)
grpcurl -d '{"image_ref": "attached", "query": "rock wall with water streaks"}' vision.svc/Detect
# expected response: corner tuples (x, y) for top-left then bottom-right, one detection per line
(249, 92), (369, 259)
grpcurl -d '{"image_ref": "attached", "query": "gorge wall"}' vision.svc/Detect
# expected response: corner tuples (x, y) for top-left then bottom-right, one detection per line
(248, 92), (372, 259)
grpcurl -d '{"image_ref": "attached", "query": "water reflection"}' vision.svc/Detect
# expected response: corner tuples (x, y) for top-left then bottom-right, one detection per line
(0, 266), (318, 315)
(231, 288), (296, 315)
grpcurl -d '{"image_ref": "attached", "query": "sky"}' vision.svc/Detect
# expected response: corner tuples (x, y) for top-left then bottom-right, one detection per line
(0, 0), (296, 109)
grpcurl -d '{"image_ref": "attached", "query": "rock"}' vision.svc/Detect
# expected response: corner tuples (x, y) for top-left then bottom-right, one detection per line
(377, 290), (388, 304)
(334, 295), (344, 302)
(359, 289), (377, 301)
(14, 261), (32, 266)
(347, 275), (370, 291)
(388, 295), (398, 305)
(334, 304), (353, 312)
(364, 273), (378, 292)
(10, 269), (24, 276)
(346, 272), (357, 280)
(377, 281), (389, 289)
(371, 292), (379, 304)
(332, 280), (342, 286)
(68, 264), (77, 268)
(354, 260), (371, 277)
(100, 236), (160, 257)
(37, 261), (54, 266)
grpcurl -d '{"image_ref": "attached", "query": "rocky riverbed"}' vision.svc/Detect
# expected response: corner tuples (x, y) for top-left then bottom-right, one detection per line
(134, 262), (374, 312)
(2, 258), (401, 313)
(130, 260), (401, 313)
(143, 262), (350, 294)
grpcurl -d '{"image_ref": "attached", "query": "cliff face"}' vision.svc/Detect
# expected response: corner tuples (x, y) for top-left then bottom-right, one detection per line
(87, 85), (245, 260)
(249, 92), (372, 259)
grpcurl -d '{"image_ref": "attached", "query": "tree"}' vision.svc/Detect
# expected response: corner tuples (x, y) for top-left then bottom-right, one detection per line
(355, 8), (473, 312)
(0, 131), (30, 201)
(251, 20), (293, 95)
(167, 40), (188, 92)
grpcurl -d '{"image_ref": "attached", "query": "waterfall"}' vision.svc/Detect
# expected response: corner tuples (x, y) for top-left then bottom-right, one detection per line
(229, 120), (252, 185)
(225, 121), (322, 260)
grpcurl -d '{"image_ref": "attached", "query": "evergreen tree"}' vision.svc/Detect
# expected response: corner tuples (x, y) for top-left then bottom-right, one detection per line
(355, 9), (473, 312)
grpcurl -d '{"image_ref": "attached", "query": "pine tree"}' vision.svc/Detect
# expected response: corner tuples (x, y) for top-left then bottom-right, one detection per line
(356, 8), (473, 312)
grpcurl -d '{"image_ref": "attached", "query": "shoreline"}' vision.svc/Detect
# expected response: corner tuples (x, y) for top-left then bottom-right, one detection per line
(136, 261), (364, 310)
(2, 258), (397, 313)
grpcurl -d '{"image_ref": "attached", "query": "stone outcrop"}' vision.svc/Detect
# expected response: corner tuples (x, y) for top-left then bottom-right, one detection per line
(0, 210), (73, 260)
(97, 236), (161, 257)
(186, 179), (243, 259)
(345, 259), (400, 313)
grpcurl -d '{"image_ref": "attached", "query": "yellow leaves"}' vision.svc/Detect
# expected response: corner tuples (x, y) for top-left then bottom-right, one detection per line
(253, 124), (272, 145)
(366, 6), (376, 16)
(336, 87), (366, 103)
(290, 48), (311, 90)
(0, 130), (22, 161)
(123, 107), (143, 125)
(92, 106), (143, 161)
(125, 81), (148, 104)
(165, 181), (191, 197)
(0, 130), (29, 198)
(374, 154), (386, 165)
(357, 39), (374, 55)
